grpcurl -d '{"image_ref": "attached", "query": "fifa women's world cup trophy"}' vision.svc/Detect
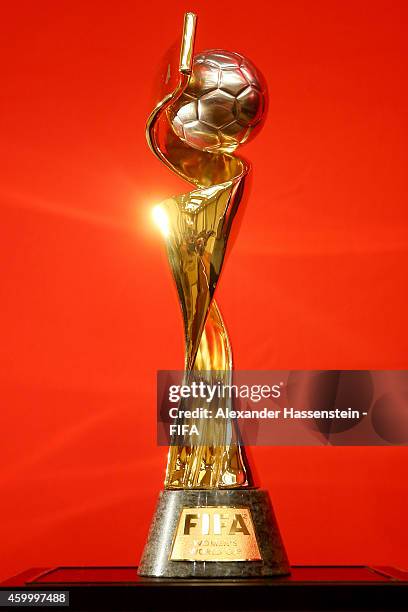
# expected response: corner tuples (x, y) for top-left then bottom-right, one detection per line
(138, 13), (290, 578)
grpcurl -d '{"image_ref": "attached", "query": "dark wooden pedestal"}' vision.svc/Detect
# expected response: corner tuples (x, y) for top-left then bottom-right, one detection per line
(1, 566), (407, 611)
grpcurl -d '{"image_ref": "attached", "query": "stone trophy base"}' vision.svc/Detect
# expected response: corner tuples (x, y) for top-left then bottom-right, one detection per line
(138, 489), (290, 578)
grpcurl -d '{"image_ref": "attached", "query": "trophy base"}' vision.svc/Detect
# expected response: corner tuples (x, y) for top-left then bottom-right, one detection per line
(138, 488), (290, 578)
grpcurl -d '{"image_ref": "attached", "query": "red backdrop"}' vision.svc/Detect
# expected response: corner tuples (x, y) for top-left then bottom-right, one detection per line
(1, 0), (407, 581)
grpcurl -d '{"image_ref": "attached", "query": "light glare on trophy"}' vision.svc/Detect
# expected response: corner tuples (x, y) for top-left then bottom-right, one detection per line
(138, 13), (290, 578)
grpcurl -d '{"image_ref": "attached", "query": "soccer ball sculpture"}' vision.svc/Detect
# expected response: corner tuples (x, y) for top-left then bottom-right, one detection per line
(167, 49), (267, 153)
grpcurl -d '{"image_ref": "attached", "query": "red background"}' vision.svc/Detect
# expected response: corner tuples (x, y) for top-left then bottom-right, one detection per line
(1, 0), (407, 581)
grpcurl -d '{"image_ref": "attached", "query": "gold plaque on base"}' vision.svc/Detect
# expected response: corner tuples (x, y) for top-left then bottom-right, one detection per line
(170, 507), (261, 562)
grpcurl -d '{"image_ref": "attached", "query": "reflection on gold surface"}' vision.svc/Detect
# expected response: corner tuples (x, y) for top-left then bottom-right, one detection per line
(147, 13), (266, 489)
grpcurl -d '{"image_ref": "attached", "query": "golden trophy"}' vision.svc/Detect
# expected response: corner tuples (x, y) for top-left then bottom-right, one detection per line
(138, 13), (290, 578)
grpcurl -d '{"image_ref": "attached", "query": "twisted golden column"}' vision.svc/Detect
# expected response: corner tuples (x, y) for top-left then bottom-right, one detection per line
(147, 13), (266, 489)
